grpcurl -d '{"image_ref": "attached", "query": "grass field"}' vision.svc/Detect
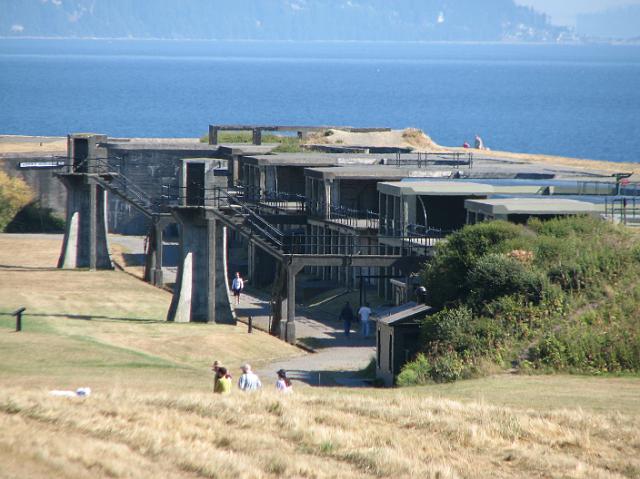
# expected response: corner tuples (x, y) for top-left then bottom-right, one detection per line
(1, 234), (640, 478)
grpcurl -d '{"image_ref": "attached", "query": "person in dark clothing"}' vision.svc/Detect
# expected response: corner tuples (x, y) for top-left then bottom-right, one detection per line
(340, 302), (355, 337)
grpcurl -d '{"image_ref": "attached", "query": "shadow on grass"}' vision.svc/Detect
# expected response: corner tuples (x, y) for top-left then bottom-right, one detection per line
(0, 312), (165, 324)
(282, 368), (374, 388)
(297, 332), (375, 350)
(0, 264), (59, 271)
(122, 253), (145, 266)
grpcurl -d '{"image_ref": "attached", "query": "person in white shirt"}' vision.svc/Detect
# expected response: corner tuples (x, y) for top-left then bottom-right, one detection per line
(238, 363), (262, 391)
(358, 303), (372, 338)
(231, 272), (244, 305)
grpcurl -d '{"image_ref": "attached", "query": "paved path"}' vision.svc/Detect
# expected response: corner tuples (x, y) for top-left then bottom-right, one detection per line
(233, 288), (375, 387)
(112, 234), (376, 387)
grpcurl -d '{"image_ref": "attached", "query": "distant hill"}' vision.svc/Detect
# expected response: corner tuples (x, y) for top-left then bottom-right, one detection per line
(577, 5), (640, 40)
(0, 0), (570, 42)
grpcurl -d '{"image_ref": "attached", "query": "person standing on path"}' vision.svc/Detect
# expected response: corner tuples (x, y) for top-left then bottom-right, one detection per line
(340, 302), (355, 338)
(358, 302), (372, 338)
(238, 363), (262, 391)
(231, 272), (244, 306)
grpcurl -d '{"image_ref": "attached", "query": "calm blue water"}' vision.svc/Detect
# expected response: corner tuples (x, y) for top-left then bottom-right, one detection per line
(1, 39), (639, 163)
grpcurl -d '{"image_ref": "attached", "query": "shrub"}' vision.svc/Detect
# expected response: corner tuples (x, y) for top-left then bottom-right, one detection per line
(4, 202), (64, 233)
(0, 171), (33, 231)
(396, 354), (432, 386)
(468, 254), (546, 306)
(421, 306), (474, 350)
(417, 216), (640, 382)
(423, 221), (523, 308)
(429, 351), (465, 383)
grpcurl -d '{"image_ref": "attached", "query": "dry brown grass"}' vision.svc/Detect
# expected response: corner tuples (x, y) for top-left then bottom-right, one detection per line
(0, 233), (301, 392)
(0, 387), (639, 479)
(2, 234), (640, 478)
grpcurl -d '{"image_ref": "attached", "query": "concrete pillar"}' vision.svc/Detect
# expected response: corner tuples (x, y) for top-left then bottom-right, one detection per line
(330, 230), (337, 281)
(167, 209), (234, 324)
(145, 215), (170, 286)
(403, 195), (416, 233)
(280, 262), (303, 344)
(247, 241), (255, 283)
(209, 125), (219, 145)
(230, 154), (240, 187)
(252, 128), (262, 145)
(258, 166), (267, 198)
(323, 180), (331, 218)
(57, 175), (112, 270)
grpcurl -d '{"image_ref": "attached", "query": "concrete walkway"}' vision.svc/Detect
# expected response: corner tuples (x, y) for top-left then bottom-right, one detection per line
(108, 234), (376, 387)
(233, 287), (375, 387)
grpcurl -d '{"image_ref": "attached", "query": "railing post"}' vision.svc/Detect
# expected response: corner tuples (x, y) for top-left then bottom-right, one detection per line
(12, 307), (26, 332)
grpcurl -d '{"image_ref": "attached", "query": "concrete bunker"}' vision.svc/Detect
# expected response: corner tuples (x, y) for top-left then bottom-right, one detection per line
(375, 303), (432, 387)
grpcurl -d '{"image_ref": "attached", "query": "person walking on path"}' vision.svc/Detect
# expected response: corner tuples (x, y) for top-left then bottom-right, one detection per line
(276, 369), (293, 393)
(238, 363), (262, 391)
(231, 272), (244, 306)
(358, 302), (372, 338)
(340, 302), (355, 338)
(214, 367), (232, 394)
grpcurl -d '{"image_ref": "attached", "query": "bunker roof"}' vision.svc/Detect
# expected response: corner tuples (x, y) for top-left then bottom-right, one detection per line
(304, 165), (454, 180)
(376, 303), (432, 326)
(464, 198), (602, 216)
(378, 180), (496, 196)
(240, 153), (388, 167)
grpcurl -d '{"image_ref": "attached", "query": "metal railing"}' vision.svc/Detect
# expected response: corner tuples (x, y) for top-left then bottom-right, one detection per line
(306, 200), (380, 229)
(71, 156), (162, 214)
(605, 197), (640, 225)
(328, 204), (379, 229)
(239, 184), (306, 213)
(391, 151), (473, 168)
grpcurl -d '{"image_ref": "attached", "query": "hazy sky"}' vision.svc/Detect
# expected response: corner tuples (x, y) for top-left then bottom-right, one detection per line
(515, 0), (640, 25)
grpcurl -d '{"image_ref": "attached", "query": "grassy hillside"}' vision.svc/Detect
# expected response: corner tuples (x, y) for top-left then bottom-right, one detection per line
(1, 234), (640, 478)
(0, 234), (301, 392)
(399, 216), (640, 385)
(1, 385), (639, 479)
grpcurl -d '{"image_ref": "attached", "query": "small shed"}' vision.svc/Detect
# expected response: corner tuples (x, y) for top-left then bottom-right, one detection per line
(375, 303), (432, 387)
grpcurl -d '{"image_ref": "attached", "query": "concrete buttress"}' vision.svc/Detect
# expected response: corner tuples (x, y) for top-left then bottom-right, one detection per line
(167, 208), (235, 324)
(57, 175), (112, 270)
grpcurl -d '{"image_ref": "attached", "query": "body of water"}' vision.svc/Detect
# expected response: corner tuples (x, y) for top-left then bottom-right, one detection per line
(1, 39), (639, 163)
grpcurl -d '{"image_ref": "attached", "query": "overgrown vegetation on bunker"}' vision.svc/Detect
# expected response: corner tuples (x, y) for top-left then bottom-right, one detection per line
(399, 216), (640, 385)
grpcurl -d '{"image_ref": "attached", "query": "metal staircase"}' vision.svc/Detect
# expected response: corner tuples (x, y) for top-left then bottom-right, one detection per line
(71, 157), (167, 218)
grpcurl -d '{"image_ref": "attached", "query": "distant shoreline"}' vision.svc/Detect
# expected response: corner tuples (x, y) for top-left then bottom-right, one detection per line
(1, 37), (639, 46)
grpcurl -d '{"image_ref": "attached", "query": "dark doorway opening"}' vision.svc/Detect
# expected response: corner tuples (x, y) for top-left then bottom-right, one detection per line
(73, 139), (89, 172)
(186, 163), (205, 206)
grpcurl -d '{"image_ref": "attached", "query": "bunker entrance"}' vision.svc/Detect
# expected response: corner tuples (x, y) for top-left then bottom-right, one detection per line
(186, 162), (205, 206)
(73, 138), (89, 172)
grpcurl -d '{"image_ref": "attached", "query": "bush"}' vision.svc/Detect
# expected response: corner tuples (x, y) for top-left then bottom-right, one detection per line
(468, 254), (546, 306)
(396, 354), (432, 386)
(4, 202), (64, 233)
(430, 351), (465, 383)
(417, 216), (640, 382)
(0, 171), (33, 231)
(421, 306), (473, 349)
(423, 221), (523, 308)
